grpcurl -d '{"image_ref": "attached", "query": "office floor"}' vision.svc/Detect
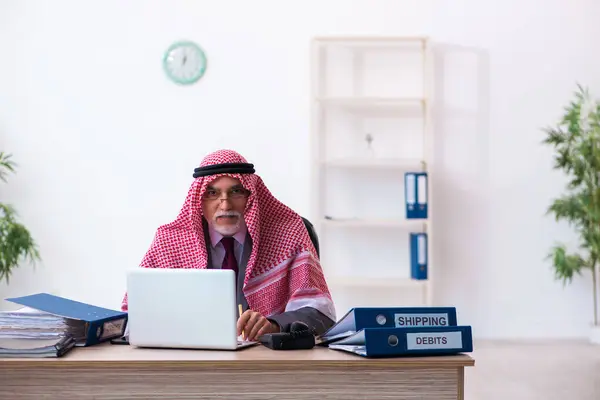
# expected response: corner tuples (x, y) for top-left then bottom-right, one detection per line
(465, 339), (600, 399)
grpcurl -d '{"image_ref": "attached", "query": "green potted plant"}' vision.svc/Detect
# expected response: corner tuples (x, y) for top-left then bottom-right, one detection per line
(543, 84), (600, 344)
(0, 152), (40, 284)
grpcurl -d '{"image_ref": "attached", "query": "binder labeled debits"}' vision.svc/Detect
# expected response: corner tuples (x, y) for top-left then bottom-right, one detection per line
(405, 172), (428, 219)
(328, 326), (473, 358)
(410, 232), (428, 280)
(317, 307), (457, 345)
(5, 293), (128, 347)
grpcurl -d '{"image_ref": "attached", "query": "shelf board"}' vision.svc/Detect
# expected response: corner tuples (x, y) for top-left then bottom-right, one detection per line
(314, 36), (428, 48)
(329, 276), (428, 288)
(320, 218), (426, 229)
(322, 157), (425, 170)
(315, 96), (425, 113)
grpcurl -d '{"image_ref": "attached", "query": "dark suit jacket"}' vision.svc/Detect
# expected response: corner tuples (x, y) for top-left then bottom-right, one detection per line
(201, 218), (334, 335)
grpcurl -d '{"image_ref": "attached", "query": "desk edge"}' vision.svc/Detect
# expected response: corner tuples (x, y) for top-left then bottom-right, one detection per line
(0, 357), (475, 369)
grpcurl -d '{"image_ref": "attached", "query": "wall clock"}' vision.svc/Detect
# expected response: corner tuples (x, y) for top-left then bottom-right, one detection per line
(162, 40), (207, 85)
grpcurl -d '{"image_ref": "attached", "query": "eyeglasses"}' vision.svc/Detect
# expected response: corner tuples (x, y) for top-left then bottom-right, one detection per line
(202, 187), (250, 201)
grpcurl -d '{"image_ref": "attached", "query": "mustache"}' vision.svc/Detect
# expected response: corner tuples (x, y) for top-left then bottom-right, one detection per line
(214, 210), (242, 220)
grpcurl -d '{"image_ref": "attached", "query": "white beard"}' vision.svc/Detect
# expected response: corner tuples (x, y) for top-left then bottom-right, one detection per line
(211, 210), (243, 236)
(213, 221), (241, 236)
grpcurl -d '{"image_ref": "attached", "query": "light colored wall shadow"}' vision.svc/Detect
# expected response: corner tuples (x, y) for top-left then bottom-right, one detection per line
(429, 42), (491, 329)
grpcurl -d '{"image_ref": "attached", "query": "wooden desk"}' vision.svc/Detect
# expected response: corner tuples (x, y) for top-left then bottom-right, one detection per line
(0, 343), (474, 399)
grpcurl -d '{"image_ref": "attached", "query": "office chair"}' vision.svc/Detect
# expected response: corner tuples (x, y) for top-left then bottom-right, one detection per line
(301, 217), (319, 258)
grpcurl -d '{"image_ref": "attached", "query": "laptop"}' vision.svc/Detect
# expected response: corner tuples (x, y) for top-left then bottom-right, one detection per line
(125, 268), (257, 350)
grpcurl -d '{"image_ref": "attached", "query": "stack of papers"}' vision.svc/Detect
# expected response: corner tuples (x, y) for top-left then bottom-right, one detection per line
(0, 307), (77, 358)
(0, 309), (67, 339)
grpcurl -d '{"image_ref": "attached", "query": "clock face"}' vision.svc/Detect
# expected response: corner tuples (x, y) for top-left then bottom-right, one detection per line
(162, 41), (207, 85)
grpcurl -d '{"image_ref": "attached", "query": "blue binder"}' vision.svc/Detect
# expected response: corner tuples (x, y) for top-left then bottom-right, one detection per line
(405, 172), (428, 219)
(410, 232), (428, 280)
(317, 306), (457, 345)
(5, 293), (128, 346)
(328, 325), (473, 358)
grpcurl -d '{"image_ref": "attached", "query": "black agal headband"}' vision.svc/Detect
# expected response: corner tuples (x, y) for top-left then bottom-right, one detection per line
(192, 162), (255, 178)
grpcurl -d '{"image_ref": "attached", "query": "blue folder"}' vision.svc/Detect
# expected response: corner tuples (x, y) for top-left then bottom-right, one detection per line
(317, 306), (457, 345)
(328, 325), (473, 358)
(5, 293), (128, 346)
(405, 172), (428, 219)
(410, 232), (428, 280)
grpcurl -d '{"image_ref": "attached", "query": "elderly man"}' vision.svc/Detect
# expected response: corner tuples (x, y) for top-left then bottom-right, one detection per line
(121, 149), (336, 341)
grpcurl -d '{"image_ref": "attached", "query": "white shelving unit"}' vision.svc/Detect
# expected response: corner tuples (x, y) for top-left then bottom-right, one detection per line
(310, 36), (434, 317)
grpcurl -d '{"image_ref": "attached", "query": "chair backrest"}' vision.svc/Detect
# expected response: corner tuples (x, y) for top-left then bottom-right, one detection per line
(301, 217), (320, 257)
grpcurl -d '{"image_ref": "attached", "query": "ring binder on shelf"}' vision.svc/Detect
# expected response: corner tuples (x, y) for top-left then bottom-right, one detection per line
(410, 232), (428, 280)
(405, 172), (428, 219)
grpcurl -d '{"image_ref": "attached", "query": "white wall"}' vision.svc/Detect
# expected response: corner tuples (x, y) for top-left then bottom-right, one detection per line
(430, 0), (600, 339)
(1, 0), (599, 339)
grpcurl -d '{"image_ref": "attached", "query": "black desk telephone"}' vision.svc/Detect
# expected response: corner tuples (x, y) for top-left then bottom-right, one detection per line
(258, 321), (316, 350)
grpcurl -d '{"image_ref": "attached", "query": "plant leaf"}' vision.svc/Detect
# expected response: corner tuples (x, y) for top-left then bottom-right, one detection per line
(0, 157), (41, 284)
(546, 244), (587, 285)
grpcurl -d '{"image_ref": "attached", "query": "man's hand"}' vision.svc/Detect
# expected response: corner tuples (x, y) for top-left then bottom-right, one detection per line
(237, 309), (280, 341)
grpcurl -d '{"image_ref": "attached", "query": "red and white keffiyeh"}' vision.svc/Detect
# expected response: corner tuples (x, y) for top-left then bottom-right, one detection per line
(121, 149), (336, 321)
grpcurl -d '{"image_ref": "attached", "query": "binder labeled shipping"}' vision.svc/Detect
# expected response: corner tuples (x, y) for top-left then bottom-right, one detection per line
(328, 325), (473, 358)
(410, 232), (428, 280)
(317, 306), (457, 345)
(405, 172), (428, 219)
(5, 293), (128, 346)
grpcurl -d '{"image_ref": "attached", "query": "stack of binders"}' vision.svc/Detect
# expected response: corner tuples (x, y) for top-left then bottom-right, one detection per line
(0, 292), (128, 357)
(405, 171), (429, 280)
(317, 307), (473, 358)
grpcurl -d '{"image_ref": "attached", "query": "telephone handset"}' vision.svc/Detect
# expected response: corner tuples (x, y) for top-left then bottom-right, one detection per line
(258, 321), (316, 350)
